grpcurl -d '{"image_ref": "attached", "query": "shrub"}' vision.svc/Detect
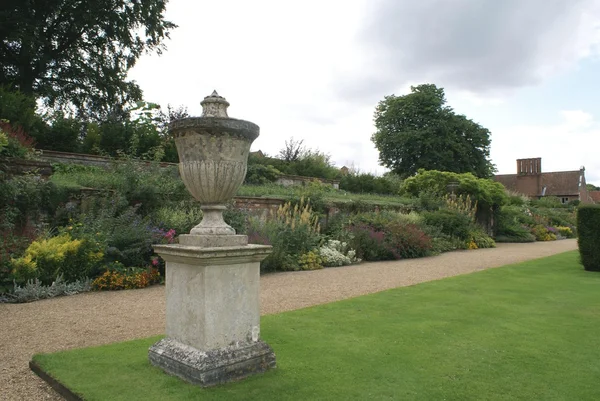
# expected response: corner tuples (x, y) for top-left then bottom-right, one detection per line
(298, 250), (323, 270)
(152, 202), (203, 236)
(577, 205), (600, 271)
(10, 233), (104, 284)
(386, 222), (433, 258)
(422, 209), (473, 241)
(92, 262), (160, 290)
(318, 240), (360, 267)
(348, 223), (396, 261)
(469, 230), (496, 249)
(531, 225), (557, 241)
(557, 226), (575, 239)
(244, 164), (282, 185)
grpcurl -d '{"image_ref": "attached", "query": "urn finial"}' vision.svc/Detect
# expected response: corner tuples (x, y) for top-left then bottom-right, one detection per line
(200, 90), (230, 118)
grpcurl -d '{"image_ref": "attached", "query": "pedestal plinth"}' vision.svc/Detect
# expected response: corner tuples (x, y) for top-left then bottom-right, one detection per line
(149, 240), (275, 387)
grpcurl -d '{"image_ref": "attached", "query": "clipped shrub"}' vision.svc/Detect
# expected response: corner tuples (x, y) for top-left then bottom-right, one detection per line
(577, 205), (600, 271)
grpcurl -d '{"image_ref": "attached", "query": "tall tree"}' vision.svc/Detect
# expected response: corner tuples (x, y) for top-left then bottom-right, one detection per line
(371, 84), (495, 179)
(0, 0), (176, 119)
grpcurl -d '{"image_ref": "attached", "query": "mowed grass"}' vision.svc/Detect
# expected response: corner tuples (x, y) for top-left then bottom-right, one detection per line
(34, 251), (600, 401)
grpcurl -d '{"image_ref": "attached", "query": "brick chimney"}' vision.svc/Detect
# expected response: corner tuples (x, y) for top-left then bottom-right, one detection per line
(517, 158), (542, 175)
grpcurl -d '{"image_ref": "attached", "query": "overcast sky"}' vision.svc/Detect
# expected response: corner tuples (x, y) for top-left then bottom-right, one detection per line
(129, 0), (600, 185)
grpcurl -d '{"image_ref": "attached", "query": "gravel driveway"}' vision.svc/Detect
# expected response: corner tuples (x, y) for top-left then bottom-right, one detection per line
(0, 240), (577, 401)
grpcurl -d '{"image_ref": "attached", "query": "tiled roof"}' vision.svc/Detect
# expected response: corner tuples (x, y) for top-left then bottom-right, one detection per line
(590, 191), (600, 203)
(540, 171), (581, 196)
(494, 170), (582, 196)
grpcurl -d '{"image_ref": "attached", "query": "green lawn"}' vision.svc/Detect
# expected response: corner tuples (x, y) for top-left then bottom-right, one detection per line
(33, 251), (600, 401)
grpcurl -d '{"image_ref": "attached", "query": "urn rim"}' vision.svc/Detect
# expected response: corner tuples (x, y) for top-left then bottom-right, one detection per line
(169, 117), (259, 142)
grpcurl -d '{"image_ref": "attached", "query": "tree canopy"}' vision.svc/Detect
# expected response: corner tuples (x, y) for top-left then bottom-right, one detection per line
(371, 84), (495, 179)
(0, 0), (176, 119)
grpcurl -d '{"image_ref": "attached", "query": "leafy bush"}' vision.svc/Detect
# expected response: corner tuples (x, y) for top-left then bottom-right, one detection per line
(298, 250), (324, 270)
(386, 222), (433, 258)
(468, 230), (496, 249)
(422, 209), (473, 241)
(530, 225), (557, 241)
(245, 164), (282, 184)
(3, 275), (92, 303)
(10, 233), (104, 284)
(339, 173), (401, 195)
(557, 226), (575, 239)
(402, 169), (508, 211)
(92, 262), (160, 290)
(577, 205), (600, 271)
(348, 223), (396, 261)
(152, 202), (203, 236)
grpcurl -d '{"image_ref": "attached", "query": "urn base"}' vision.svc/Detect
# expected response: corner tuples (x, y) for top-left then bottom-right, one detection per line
(149, 338), (276, 387)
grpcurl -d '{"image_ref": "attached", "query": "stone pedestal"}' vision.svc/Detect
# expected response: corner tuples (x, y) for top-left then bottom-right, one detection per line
(149, 241), (276, 387)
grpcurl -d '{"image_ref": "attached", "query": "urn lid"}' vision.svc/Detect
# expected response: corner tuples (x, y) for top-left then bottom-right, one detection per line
(200, 90), (230, 118)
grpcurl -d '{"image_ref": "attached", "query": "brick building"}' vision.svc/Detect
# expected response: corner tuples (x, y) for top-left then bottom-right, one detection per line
(494, 157), (593, 204)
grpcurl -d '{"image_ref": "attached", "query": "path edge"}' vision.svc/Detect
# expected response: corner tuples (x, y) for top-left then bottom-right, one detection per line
(29, 360), (84, 401)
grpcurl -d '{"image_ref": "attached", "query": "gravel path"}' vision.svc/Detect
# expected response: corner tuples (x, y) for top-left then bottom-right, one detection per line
(0, 240), (577, 401)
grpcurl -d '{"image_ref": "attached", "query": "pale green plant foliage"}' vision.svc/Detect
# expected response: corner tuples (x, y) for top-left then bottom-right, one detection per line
(393, 211), (424, 226)
(2, 275), (92, 303)
(319, 240), (361, 267)
(152, 203), (204, 235)
(0, 131), (8, 152)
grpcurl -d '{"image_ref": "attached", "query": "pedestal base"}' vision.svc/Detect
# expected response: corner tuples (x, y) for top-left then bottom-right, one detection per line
(149, 338), (276, 387)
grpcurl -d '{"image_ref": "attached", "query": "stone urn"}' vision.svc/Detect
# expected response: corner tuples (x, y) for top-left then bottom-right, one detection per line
(171, 90), (258, 237)
(149, 91), (275, 387)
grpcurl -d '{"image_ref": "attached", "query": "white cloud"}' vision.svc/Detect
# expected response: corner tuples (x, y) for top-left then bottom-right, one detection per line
(127, 0), (600, 181)
(492, 110), (600, 184)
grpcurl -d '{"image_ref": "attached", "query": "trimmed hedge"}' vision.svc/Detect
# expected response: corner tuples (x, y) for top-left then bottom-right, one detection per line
(577, 205), (600, 271)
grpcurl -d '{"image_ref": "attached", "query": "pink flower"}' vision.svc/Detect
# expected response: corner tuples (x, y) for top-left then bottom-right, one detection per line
(152, 258), (159, 266)
(164, 229), (176, 243)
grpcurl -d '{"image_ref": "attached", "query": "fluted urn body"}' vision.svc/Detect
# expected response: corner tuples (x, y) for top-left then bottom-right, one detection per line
(170, 92), (259, 235)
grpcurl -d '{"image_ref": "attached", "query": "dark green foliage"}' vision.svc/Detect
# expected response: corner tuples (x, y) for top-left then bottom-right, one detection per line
(372, 84), (495, 178)
(0, 0), (176, 119)
(245, 164), (282, 185)
(422, 209), (473, 241)
(339, 173), (401, 195)
(0, 87), (47, 137)
(34, 116), (82, 152)
(577, 205), (600, 271)
(248, 150), (341, 181)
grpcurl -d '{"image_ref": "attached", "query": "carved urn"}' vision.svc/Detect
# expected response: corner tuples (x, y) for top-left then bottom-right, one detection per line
(170, 91), (258, 236)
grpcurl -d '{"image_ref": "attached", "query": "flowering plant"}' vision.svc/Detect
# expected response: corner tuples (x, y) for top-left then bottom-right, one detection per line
(319, 240), (360, 267)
